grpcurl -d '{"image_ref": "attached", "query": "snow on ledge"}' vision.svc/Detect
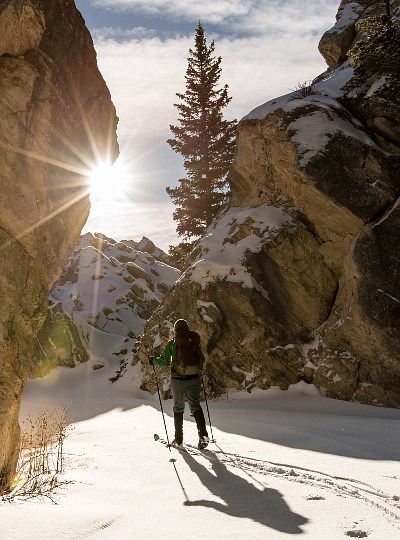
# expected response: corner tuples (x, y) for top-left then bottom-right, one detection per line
(242, 62), (355, 122)
(182, 204), (293, 290)
(325, 1), (364, 34)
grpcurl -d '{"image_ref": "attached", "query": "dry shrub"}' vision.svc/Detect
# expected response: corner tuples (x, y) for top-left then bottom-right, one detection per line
(290, 80), (320, 99)
(3, 407), (73, 503)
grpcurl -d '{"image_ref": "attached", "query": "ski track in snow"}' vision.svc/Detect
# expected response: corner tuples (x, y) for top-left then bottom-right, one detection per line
(222, 451), (400, 528)
(156, 437), (400, 531)
(78, 519), (118, 539)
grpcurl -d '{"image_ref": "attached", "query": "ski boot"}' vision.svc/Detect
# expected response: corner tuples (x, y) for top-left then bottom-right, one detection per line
(198, 435), (209, 450)
(193, 409), (209, 449)
(171, 439), (183, 449)
(172, 412), (183, 448)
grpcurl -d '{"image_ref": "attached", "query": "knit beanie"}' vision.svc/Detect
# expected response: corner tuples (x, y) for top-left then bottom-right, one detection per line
(174, 319), (189, 333)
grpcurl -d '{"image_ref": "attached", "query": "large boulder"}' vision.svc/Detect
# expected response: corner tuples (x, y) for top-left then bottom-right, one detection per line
(0, 0), (118, 491)
(133, 0), (400, 407)
(318, 0), (384, 69)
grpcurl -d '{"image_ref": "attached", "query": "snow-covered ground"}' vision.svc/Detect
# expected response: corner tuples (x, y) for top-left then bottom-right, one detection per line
(2, 342), (399, 540)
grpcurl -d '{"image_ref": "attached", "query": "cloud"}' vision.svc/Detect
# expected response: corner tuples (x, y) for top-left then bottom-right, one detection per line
(90, 0), (339, 144)
(232, 0), (339, 36)
(91, 26), (158, 40)
(94, 35), (192, 143)
(94, 28), (333, 146)
(91, 0), (338, 35)
(91, 0), (254, 25)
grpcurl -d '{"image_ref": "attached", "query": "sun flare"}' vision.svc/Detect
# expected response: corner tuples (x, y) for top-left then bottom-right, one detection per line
(87, 159), (131, 203)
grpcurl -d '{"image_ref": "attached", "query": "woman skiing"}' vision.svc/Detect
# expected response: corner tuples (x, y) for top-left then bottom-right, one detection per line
(150, 319), (209, 449)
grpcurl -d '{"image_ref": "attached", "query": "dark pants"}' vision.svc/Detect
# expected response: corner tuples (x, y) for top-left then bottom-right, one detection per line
(171, 376), (202, 415)
(171, 376), (208, 442)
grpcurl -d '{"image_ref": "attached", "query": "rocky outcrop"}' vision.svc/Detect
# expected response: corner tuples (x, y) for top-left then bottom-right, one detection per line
(318, 0), (399, 69)
(36, 232), (180, 374)
(134, 1), (400, 407)
(0, 0), (118, 491)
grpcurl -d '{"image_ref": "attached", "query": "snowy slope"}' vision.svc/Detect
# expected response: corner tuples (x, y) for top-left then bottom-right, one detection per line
(6, 355), (400, 540)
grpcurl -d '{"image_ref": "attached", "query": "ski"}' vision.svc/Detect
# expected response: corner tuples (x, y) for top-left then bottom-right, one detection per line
(154, 433), (184, 450)
(154, 433), (216, 458)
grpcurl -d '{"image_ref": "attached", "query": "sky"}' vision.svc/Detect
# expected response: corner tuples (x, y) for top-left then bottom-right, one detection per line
(76, 0), (341, 251)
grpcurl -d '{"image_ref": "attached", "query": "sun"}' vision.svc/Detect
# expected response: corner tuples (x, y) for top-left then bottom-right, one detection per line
(87, 158), (131, 203)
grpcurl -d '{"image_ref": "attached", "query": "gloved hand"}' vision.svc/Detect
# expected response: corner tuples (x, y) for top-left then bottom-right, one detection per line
(149, 356), (155, 365)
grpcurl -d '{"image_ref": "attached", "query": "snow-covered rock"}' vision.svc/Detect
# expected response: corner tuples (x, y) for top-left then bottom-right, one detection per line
(33, 233), (180, 379)
(134, 0), (400, 407)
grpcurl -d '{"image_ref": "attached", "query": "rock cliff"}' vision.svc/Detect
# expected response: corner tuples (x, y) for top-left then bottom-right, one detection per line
(0, 0), (118, 490)
(134, 0), (400, 407)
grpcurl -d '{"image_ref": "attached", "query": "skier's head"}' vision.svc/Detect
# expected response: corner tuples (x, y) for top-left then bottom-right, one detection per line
(174, 319), (189, 333)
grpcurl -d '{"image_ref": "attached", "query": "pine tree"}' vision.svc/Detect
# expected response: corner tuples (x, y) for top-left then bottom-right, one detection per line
(167, 22), (236, 239)
(348, 2), (400, 76)
(167, 240), (196, 271)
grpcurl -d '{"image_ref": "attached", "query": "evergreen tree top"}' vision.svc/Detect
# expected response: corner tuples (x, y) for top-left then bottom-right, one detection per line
(166, 21), (236, 240)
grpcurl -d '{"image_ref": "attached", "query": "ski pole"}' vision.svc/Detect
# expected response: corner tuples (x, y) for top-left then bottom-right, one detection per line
(200, 371), (216, 443)
(151, 362), (171, 451)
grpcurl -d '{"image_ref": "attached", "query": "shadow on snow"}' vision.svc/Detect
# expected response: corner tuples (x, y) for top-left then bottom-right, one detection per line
(178, 449), (308, 534)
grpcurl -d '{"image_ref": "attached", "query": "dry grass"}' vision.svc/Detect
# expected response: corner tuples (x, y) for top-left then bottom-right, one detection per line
(290, 80), (320, 99)
(3, 407), (73, 503)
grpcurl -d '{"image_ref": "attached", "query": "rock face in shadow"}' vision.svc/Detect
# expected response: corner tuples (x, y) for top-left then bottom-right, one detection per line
(0, 0), (118, 490)
(133, 0), (400, 407)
